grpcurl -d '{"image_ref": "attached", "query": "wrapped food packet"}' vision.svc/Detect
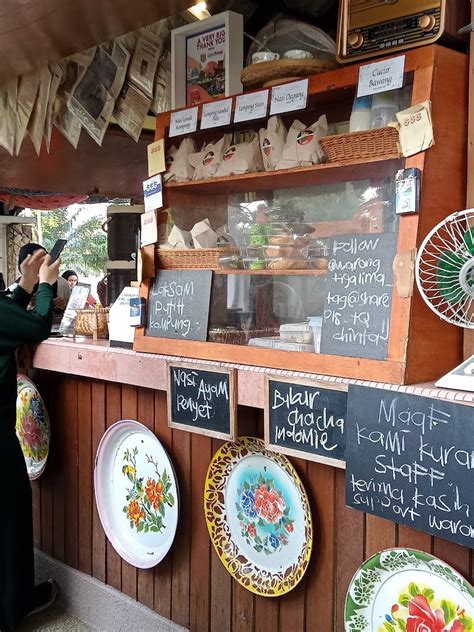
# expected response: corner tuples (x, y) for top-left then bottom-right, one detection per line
(163, 145), (178, 182)
(189, 134), (232, 180)
(215, 135), (264, 177)
(191, 219), (219, 249)
(166, 138), (196, 182)
(259, 116), (287, 171)
(276, 115), (328, 168)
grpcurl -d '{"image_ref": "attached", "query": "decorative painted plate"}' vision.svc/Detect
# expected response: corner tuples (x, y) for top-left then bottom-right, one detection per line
(345, 548), (473, 632)
(16, 374), (50, 480)
(94, 420), (179, 569)
(204, 436), (312, 597)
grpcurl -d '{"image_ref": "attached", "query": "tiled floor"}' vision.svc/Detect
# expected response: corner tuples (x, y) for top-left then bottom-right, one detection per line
(19, 607), (94, 631)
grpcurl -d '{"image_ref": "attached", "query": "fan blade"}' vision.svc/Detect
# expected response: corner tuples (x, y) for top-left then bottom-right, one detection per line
(464, 227), (474, 255)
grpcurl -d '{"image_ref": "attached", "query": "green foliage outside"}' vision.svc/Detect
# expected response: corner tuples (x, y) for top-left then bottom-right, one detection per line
(35, 207), (107, 277)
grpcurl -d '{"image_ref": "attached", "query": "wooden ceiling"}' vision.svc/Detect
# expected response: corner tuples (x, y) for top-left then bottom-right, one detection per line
(0, 0), (193, 200)
(0, 0), (192, 83)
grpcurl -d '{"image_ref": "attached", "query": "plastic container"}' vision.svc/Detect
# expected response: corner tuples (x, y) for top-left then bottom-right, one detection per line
(279, 322), (313, 344)
(349, 95), (372, 133)
(264, 244), (309, 258)
(370, 91), (400, 129)
(265, 258), (310, 271)
(240, 245), (263, 258)
(219, 255), (242, 270)
(309, 316), (323, 352)
(242, 257), (266, 270)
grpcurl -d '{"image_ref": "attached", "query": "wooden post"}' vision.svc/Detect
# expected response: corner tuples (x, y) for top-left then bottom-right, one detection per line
(465, 2), (474, 359)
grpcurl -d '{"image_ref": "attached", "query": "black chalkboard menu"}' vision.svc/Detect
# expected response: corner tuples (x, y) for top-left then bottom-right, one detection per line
(346, 385), (474, 548)
(146, 270), (212, 341)
(265, 377), (347, 468)
(320, 232), (398, 360)
(167, 362), (236, 440)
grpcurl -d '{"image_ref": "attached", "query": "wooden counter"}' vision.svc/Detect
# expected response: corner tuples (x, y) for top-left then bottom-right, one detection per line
(29, 339), (473, 632)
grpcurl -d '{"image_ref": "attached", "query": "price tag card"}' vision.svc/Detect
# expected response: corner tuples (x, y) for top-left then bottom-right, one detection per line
(270, 79), (308, 115)
(147, 139), (166, 177)
(140, 210), (158, 247)
(143, 174), (163, 212)
(201, 98), (233, 129)
(357, 55), (405, 97)
(234, 90), (269, 123)
(169, 106), (198, 137)
(396, 101), (434, 157)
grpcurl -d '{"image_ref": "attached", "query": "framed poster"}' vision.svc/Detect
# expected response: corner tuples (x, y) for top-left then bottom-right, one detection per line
(171, 11), (243, 109)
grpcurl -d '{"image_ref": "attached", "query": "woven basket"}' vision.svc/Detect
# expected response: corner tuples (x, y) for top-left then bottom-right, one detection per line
(320, 127), (401, 163)
(156, 247), (236, 270)
(75, 308), (109, 340)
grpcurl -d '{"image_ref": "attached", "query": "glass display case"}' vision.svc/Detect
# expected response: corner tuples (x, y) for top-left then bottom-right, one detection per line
(136, 45), (467, 385)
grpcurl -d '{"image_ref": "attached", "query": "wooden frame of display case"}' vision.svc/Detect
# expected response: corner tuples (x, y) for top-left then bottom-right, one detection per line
(135, 45), (467, 385)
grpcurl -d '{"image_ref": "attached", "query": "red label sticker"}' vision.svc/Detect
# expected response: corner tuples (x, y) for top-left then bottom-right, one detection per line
(223, 146), (236, 161)
(262, 138), (272, 156)
(297, 129), (314, 145)
(203, 151), (215, 166)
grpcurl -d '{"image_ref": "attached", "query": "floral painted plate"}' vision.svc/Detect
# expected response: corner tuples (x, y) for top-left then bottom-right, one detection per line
(345, 548), (473, 632)
(16, 374), (50, 480)
(94, 420), (179, 569)
(204, 436), (312, 597)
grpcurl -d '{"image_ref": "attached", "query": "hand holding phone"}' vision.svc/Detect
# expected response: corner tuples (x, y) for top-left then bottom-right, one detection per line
(49, 239), (67, 263)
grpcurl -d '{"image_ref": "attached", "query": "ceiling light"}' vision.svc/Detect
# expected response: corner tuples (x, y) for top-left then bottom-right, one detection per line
(187, 2), (211, 20)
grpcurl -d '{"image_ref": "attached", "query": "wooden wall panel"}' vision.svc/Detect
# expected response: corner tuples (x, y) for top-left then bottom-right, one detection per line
(91, 382), (106, 584)
(32, 373), (474, 632)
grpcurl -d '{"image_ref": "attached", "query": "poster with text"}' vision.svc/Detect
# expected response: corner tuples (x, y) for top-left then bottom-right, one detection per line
(185, 25), (226, 106)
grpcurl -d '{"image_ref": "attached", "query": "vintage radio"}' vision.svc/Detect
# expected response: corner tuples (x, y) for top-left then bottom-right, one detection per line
(337, 0), (469, 63)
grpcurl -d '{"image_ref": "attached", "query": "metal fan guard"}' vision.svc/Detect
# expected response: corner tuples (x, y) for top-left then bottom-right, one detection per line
(416, 209), (474, 329)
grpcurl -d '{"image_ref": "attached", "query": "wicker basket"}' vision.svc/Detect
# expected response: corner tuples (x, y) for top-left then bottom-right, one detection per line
(320, 127), (401, 163)
(156, 247), (236, 270)
(74, 308), (109, 340)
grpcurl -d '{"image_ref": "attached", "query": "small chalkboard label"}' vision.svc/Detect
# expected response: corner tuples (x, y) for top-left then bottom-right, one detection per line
(320, 232), (397, 360)
(146, 270), (212, 341)
(346, 385), (474, 548)
(264, 377), (347, 468)
(167, 362), (236, 440)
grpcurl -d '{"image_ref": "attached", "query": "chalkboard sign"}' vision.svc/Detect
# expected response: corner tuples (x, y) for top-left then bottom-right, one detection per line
(346, 385), (474, 548)
(167, 362), (236, 440)
(320, 232), (398, 360)
(265, 377), (347, 468)
(146, 270), (212, 341)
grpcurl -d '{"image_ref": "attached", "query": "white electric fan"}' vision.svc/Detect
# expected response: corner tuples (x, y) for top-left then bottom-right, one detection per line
(416, 209), (474, 329)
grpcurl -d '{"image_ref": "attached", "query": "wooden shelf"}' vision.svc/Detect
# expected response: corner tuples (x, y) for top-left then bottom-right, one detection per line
(214, 269), (326, 276)
(165, 157), (403, 196)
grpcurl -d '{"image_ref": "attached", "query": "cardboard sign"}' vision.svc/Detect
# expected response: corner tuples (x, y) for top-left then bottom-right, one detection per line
(270, 79), (308, 115)
(147, 139), (166, 176)
(357, 55), (405, 97)
(167, 362), (236, 440)
(265, 376), (347, 468)
(140, 210), (158, 247)
(320, 232), (398, 361)
(169, 106), (198, 137)
(346, 385), (474, 548)
(58, 283), (91, 335)
(234, 89), (269, 122)
(146, 269), (212, 341)
(143, 174), (163, 212)
(201, 98), (233, 129)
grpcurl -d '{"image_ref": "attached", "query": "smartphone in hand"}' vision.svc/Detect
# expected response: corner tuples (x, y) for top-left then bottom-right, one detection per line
(49, 239), (67, 263)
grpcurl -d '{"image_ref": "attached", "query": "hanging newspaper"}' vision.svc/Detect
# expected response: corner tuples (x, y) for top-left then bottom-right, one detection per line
(66, 41), (130, 146)
(44, 62), (63, 153)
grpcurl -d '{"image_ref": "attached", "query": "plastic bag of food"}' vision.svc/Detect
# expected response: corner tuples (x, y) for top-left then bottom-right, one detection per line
(189, 134), (232, 180)
(276, 115), (328, 168)
(215, 135), (264, 177)
(259, 116), (287, 171)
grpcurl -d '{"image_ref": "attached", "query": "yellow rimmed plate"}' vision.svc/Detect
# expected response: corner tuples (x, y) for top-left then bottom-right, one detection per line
(204, 436), (312, 597)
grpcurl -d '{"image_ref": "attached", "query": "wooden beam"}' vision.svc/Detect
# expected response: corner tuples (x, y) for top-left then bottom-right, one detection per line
(0, 0), (192, 83)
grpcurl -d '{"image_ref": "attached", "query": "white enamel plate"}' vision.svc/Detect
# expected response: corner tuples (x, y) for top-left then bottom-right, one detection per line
(94, 420), (179, 569)
(345, 548), (473, 632)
